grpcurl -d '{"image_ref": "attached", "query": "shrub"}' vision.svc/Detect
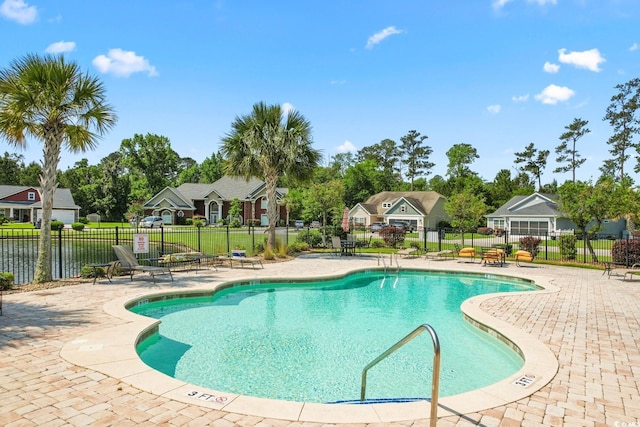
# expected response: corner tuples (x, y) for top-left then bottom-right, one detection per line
(51, 220), (64, 230)
(558, 234), (577, 261)
(229, 218), (242, 228)
(379, 226), (406, 248)
(370, 240), (385, 248)
(519, 236), (541, 258)
(78, 217), (90, 224)
(296, 229), (323, 247)
(71, 222), (85, 231)
(611, 240), (640, 265)
(477, 227), (493, 235)
(0, 272), (14, 290)
(409, 241), (421, 250)
(263, 247), (275, 260)
(80, 265), (104, 279)
(185, 218), (193, 225)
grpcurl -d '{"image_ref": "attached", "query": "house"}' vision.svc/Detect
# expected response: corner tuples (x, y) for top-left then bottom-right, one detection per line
(143, 176), (288, 226)
(486, 192), (626, 238)
(349, 191), (449, 231)
(0, 185), (80, 224)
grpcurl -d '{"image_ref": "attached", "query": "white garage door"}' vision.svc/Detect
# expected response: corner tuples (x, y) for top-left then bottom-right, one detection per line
(37, 209), (76, 224)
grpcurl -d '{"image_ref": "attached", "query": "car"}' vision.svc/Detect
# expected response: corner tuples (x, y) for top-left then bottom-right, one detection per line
(294, 219), (304, 229)
(390, 221), (414, 232)
(310, 220), (321, 228)
(140, 216), (164, 228)
(370, 222), (387, 232)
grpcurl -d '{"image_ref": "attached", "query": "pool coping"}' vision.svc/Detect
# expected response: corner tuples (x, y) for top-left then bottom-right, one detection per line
(60, 267), (559, 424)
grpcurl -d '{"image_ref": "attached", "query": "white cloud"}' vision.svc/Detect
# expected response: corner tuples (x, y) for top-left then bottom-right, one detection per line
(512, 93), (530, 102)
(338, 140), (357, 153)
(535, 84), (575, 105)
(0, 0), (37, 24)
(92, 49), (158, 77)
(330, 79), (347, 86)
(558, 48), (605, 72)
(528, 0), (557, 5)
(630, 43), (639, 52)
(365, 26), (403, 50)
(487, 104), (501, 114)
(543, 61), (560, 73)
(45, 41), (76, 54)
(492, 0), (513, 10)
(281, 102), (295, 116)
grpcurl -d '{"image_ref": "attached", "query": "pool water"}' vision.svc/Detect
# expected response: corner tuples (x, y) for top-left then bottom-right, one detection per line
(132, 270), (536, 403)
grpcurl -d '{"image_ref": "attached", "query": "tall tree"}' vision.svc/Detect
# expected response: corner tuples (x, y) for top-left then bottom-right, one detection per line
(0, 152), (23, 185)
(199, 151), (224, 183)
(444, 188), (487, 245)
(342, 159), (385, 207)
(303, 180), (344, 244)
(514, 142), (549, 191)
(603, 77), (640, 181)
(221, 102), (321, 250)
(356, 138), (402, 190)
(445, 143), (480, 194)
(554, 118), (589, 182)
(19, 161), (42, 186)
(0, 54), (116, 283)
(120, 133), (180, 200)
(96, 152), (130, 221)
(399, 129), (434, 190)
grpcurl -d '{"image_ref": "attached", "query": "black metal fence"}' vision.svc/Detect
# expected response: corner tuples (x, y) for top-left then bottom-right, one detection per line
(0, 225), (634, 285)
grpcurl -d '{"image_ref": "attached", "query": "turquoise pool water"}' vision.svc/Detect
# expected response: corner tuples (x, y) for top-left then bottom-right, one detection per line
(132, 269), (537, 403)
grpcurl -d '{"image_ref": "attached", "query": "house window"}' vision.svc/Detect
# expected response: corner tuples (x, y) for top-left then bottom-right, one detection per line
(511, 221), (548, 236)
(382, 202), (392, 208)
(493, 219), (505, 230)
(261, 199), (268, 209)
(27, 192), (36, 201)
(400, 204), (406, 213)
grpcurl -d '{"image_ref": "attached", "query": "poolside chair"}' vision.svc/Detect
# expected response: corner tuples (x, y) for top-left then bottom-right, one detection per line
(514, 250), (534, 267)
(112, 245), (173, 284)
(623, 264), (640, 281)
(424, 248), (454, 260)
(330, 236), (342, 256)
(231, 255), (264, 269)
(454, 243), (476, 262)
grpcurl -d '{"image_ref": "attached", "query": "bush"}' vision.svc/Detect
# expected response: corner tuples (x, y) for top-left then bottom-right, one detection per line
(78, 217), (90, 224)
(558, 234), (577, 261)
(71, 222), (85, 231)
(50, 220), (64, 230)
(611, 240), (640, 265)
(296, 229), (323, 247)
(379, 226), (406, 248)
(519, 236), (541, 258)
(477, 227), (493, 235)
(229, 218), (242, 228)
(263, 247), (275, 260)
(0, 272), (14, 290)
(370, 240), (385, 248)
(80, 265), (104, 279)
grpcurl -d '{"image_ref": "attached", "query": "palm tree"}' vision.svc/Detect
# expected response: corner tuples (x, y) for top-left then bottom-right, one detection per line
(0, 54), (116, 283)
(221, 102), (320, 250)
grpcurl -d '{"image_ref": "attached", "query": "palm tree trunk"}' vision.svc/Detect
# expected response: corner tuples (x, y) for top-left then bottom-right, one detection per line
(34, 132), (62, 283)
(264, 171), (278, 250)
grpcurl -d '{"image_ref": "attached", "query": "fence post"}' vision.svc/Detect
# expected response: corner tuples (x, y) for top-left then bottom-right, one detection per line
(423, 226), (427, 251)
(197, 224), (202, 252)
(57, 225), (63, 279)
(438, 228), (443, 251)
(544, 231), (548, 261)
(251, 224), (255, 251)
(161, 226), (165, 255)
(226, 225), (230, 255)
(115, 226), (119, 245)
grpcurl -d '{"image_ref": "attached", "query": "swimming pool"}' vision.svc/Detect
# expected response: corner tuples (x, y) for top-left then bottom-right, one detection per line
(131, 269), (537, 403)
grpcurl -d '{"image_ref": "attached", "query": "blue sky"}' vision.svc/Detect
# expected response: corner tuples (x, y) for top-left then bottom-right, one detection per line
(1, 0), (640, 184)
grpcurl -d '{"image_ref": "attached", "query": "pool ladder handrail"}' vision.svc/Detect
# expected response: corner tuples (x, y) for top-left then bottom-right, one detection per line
(360, 323), (440, 427)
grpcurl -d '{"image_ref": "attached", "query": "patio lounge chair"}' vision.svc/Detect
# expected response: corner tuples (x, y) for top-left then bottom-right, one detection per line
(397, 247), (420, 258)
(454, 244), (476, 262)
(623, 264), (640, 281)
(112, 245), (173, 283)
(424, 248), (454, 260)
(231, 255), (263, 269)
(515, 250), (534, 267)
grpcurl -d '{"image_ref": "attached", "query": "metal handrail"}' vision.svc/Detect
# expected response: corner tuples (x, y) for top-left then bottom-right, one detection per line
(361, 324), (440, 427)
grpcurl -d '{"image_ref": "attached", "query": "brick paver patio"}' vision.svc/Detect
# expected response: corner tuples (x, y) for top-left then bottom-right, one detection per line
(1, 254), (639, 426)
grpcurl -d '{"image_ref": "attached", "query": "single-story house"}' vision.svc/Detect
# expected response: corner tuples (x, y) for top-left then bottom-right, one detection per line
(485, 192), (626, 238)
(349, 191), (449, 230)
(143, 176), (288, 226)
(0, 185), (80, 225)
